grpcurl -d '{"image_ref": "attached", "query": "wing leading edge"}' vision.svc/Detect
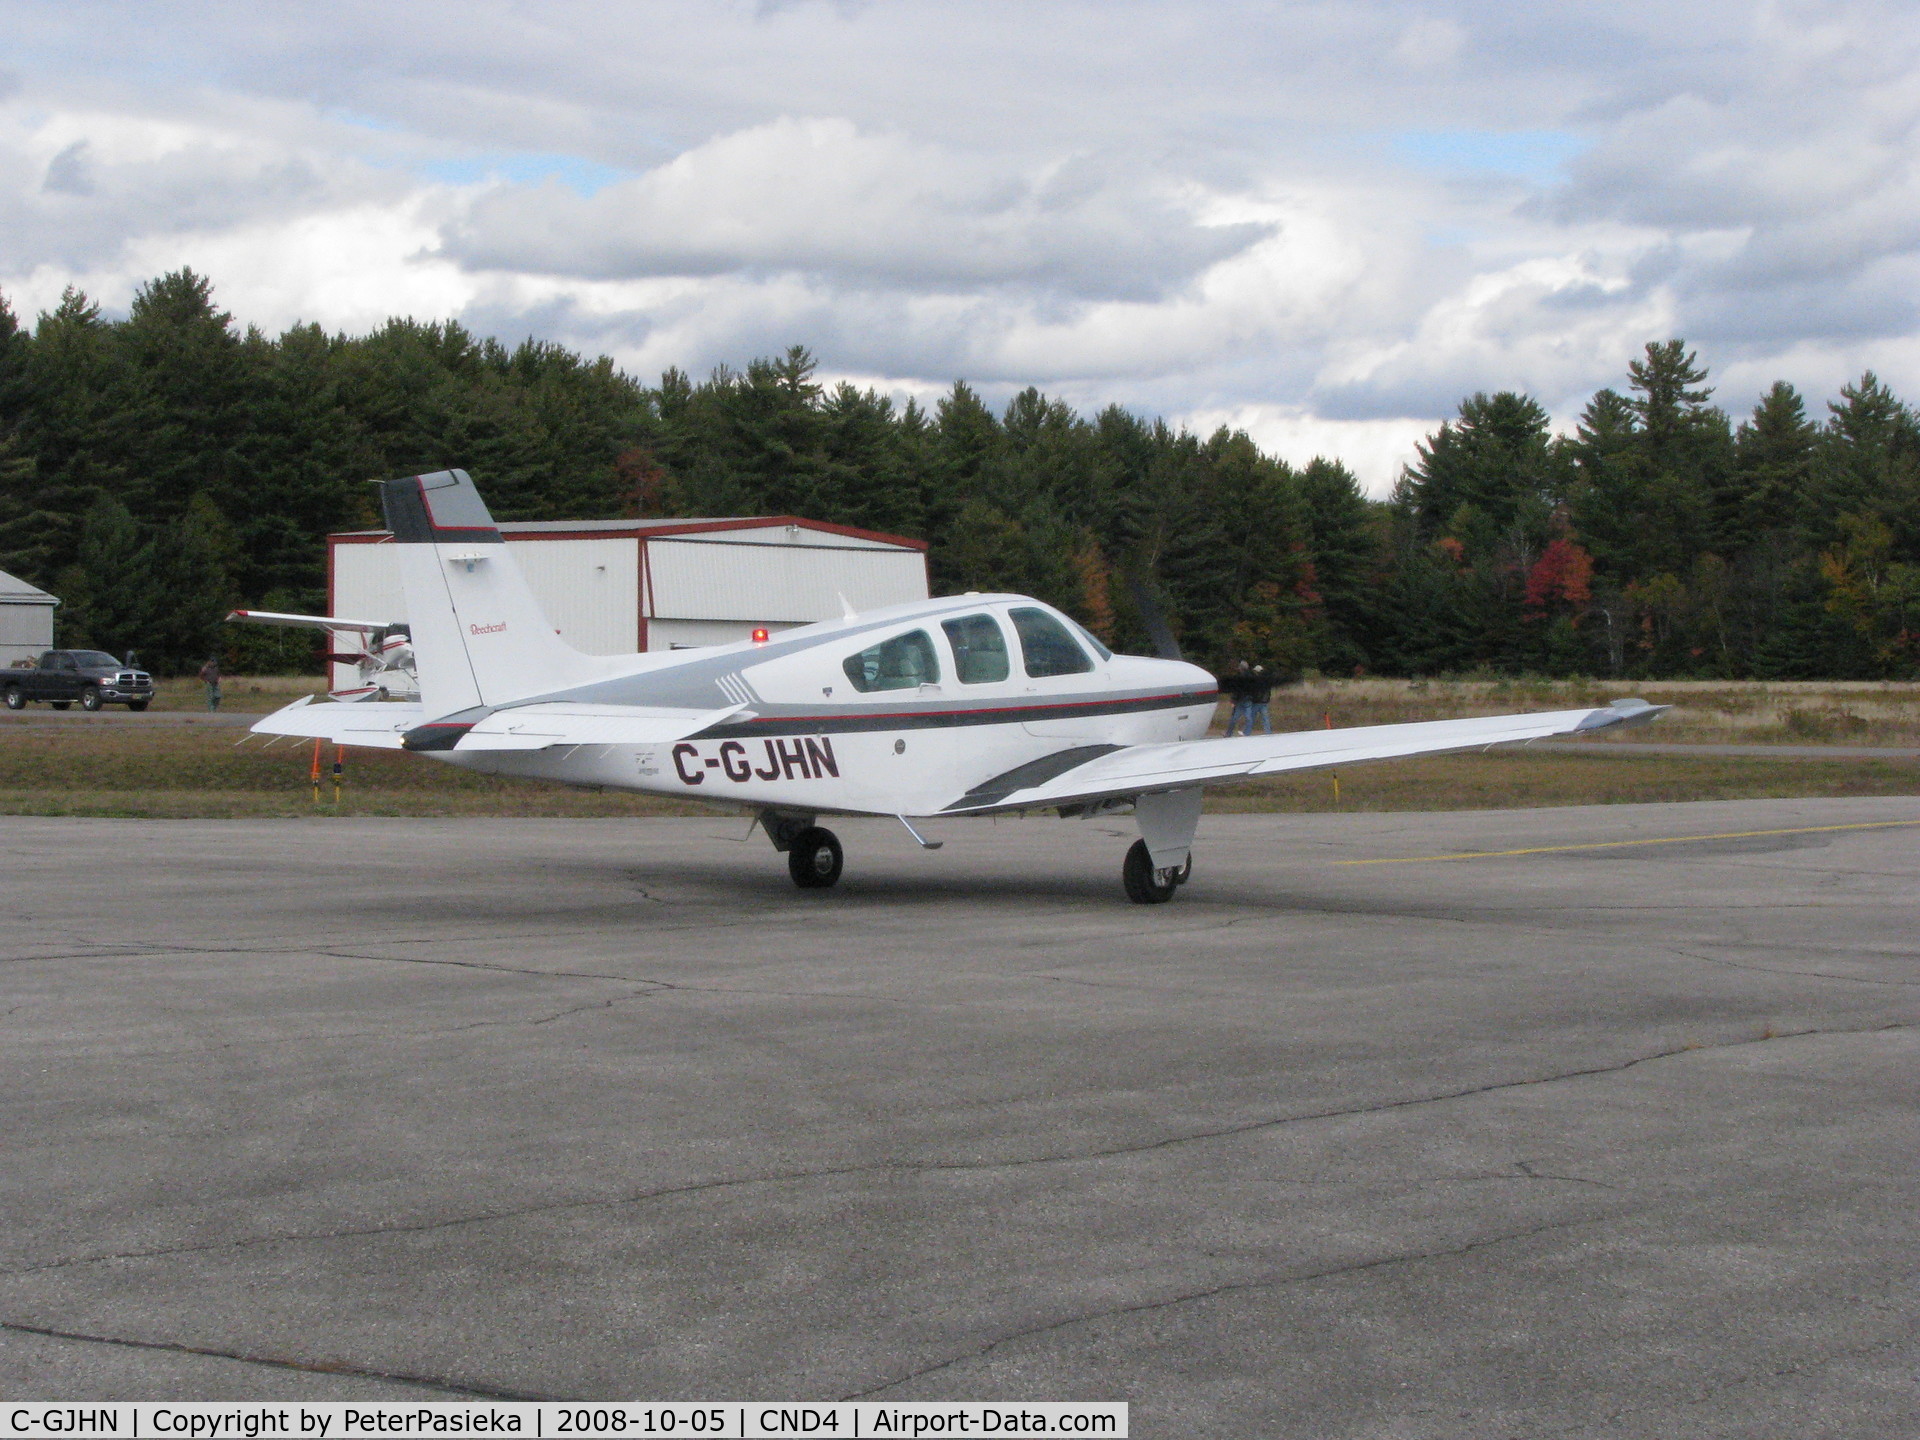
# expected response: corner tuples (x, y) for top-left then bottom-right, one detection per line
(943, 699), (1668, 814)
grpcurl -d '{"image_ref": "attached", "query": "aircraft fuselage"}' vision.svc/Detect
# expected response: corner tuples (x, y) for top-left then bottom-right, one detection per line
(429, 593), (1217, 819)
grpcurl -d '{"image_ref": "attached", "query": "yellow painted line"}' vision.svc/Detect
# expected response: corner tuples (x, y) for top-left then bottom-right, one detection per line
(1337, 819), (1920, 866)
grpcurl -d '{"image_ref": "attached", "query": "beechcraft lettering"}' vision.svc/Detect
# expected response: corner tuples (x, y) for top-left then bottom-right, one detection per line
(673, 738), (840, 785)
(246, 469), (1667, 902)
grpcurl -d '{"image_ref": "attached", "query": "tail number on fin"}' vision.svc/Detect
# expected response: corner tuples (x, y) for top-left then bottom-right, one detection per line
(672, 738), (839, 786)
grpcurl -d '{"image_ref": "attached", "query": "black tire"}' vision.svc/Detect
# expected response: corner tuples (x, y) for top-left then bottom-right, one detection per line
(1123, 838), (1183, 904)
(79, 685), (102, 712)
(787, 826), (844, 890)
(49, 700), (71, 710)
(2, 686), (23, 710)
(127, 700), (150, 712)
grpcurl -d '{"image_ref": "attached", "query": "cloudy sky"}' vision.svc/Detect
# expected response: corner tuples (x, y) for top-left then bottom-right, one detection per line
(4, 1), (1918, 490)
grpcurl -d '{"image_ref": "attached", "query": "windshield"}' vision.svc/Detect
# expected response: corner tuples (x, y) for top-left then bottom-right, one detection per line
(1010, 607), (1093, 678)
(69, 651), (120, 668)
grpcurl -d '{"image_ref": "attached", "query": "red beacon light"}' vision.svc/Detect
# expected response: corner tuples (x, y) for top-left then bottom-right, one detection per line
(751, 627), (770, 645)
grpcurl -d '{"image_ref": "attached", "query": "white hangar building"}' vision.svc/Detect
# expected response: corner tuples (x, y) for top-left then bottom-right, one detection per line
(0, 567), (58, 667)
(327, 515), (929, 683)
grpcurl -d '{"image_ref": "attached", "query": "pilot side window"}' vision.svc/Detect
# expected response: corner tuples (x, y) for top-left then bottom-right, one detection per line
(842, 629), (941, 692)
(1010, 607), (1093, 678)
(940, 614), (1010, 684)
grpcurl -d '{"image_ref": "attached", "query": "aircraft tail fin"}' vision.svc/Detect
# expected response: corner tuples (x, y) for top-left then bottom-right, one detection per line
(378, 469), (607, 714)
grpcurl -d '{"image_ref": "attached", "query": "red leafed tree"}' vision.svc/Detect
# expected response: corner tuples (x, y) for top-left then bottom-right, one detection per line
(1524, 538), (1595, 615)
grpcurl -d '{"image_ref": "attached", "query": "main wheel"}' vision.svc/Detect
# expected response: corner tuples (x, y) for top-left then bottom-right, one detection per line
(787, 826), (844, 890)
(127, 700), (150, 711)
(79, 685), (103, 711)
(1123, 838), (1186, 904)
(3, 686), (23, 710)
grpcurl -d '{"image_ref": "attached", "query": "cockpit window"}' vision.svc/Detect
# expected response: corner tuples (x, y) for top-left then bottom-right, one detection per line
(940, 614), (1010, 684)
(842, 629), (941, 692)
(1010, 607), (1093, 678)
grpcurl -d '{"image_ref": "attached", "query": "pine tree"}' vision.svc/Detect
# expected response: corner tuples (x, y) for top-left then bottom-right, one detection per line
(145, 492), (239, 672)
(54, 497), (154, 656)
(1733, 381), (1818, 542)
(18, 288), (125, 580)
(113, 268), (250, 526)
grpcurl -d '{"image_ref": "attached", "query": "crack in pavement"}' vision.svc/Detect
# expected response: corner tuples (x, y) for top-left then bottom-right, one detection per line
(96, 992), (669, 1061)
(7, 940), (950, 1031)
(1666, 945), (1920, 988)
(1540, 1317), (1920, 1436)
(1514, 1160), (1619, 1190)
(6, 1022), (1900, 1282)
(0, 1318), (548, 1399)
(841, 1212), (1623, 1399)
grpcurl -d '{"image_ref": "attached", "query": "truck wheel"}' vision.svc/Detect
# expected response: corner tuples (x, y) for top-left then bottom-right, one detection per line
(3, 686), (23, 710)
(79, 686), (103, 712)
(127, 700), (150, 712)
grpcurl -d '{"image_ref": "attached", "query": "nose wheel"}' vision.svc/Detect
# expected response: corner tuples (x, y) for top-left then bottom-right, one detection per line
(1123, 838), (1190, 904)
(787, 826), (844, 890)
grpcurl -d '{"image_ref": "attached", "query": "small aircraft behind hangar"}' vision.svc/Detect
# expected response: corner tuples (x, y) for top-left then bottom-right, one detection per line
(251, 469), (1665, 902)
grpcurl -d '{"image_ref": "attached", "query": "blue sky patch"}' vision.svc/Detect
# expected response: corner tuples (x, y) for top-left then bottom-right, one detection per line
(1392, 129), (1587, 184)
(422, 152), (630, 195)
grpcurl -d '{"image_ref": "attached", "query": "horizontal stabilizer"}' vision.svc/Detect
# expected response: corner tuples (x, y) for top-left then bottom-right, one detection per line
(250, 696), (425, 749)
(944, 699), (1670, 813)
(227, 609), (396, 634)
(451, 702), (753, 752)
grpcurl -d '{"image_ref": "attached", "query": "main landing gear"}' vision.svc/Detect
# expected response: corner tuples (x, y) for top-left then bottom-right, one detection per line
(788, 826), (844, 889)
(763, 813), (844, 891)
(1123, 839), (1191, 904)
(1123, 789), (1203, 905)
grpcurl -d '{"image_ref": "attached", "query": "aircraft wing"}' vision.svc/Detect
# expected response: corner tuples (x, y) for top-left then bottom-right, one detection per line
(943, 699), (1668, 814)
(252, 697), (751, 752)
(449, 702), (751, 751)
(250, 696), (426, 749)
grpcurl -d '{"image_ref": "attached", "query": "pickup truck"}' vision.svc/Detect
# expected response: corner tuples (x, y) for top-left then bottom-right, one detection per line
(3, 650), (155, 711)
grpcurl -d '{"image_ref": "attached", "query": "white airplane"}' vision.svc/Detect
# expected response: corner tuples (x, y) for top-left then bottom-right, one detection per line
(252, 469), (1665, 902)
(226, 609), (419, 702)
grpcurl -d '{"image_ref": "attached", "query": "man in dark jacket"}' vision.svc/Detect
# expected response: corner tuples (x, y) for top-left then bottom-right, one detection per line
(1243, 664), (1274, 734)
(1222, 661), (1253, 735)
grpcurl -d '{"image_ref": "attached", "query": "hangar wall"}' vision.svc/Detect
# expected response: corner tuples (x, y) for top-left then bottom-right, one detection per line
(0, 568), (57, 667)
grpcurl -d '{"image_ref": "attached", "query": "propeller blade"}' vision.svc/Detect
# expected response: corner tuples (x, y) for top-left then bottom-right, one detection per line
(1125, 575), (1183, 661)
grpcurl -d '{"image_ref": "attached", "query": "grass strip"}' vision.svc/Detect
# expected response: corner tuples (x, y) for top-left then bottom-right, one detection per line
(0, 725), (1914, 819)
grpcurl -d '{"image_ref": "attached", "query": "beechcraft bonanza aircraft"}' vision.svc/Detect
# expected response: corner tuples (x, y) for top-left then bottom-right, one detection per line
(248, 469), (1665, 902)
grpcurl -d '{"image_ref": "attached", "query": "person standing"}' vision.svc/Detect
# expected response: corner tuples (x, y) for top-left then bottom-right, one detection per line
(1223, 660), (1254, 736)
(1245, 664), (1274, 735)
(198, 655), (222, 711)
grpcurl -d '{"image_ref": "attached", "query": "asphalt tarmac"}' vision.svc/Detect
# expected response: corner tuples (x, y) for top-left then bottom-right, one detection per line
(3, 799), (1918, 1434)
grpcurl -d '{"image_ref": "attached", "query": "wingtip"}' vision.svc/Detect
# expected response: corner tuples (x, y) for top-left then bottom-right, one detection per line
(1576, 698), (1669, 731)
